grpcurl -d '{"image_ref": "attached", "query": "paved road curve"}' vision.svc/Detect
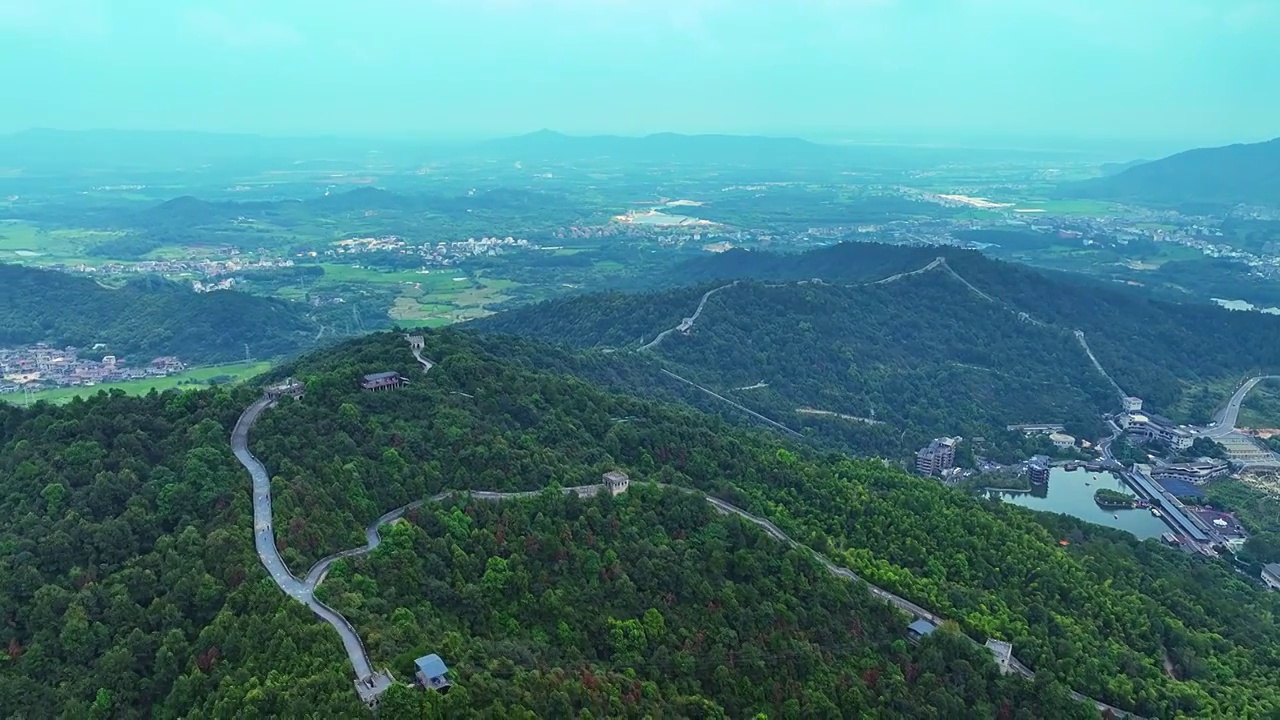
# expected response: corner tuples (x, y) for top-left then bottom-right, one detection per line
(231, 333), (1140, 715)
(232, 398), (386, 689)
(234, 398), (1140, 718)
(638, 282), (737, 351)
(232, 338), (441, 700)
(874, 257), (944, 285)
(1197, 375), (1280, 439)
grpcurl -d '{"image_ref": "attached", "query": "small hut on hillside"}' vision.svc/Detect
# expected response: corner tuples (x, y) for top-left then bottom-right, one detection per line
(414, 654), (451, 693)
(906, 619), (937, 644)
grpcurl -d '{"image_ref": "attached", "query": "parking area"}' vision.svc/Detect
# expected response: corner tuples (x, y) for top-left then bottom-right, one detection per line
(1218, 435), (1278, 464)
(1191, 508), (1248, 537)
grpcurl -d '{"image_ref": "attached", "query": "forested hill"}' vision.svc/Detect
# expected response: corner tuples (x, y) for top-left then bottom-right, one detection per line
(664, 243), (940, 285)
(1065, 136), (1280, 209)
(477, 243), (1280, 429)
(477, 269), (1116, 458)
(938, 250), (1280, 419)
(5, 330), (1278, 716)
(0, 264), (316, 363)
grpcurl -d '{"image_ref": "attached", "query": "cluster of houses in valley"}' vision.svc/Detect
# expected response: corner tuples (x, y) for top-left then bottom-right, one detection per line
(0, 343), (185, 395)
(318, 235), (534, 267)
(62, 256), (295, 280)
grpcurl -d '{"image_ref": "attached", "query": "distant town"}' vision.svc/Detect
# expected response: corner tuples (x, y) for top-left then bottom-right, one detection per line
(317, 234), (534, 266)
(64, 255), (296, 282)
(0, 344), (186, 396)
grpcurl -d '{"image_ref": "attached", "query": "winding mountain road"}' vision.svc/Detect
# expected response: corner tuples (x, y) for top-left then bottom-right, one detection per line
(875, 256), (1000, 304)
(1197, 375), (1280, 439)
(230, 336), (1140, 716)
(232, 397), (391, 698)
(874, 257), (944, 285)
(409, 342), (435, 372)
(639, 281), (737, 351)
(230, 339), (441, 701)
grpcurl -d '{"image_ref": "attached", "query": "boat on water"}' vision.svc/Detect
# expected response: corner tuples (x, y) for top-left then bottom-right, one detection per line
(1151, 508), (1163, 518)
(1113, 514), (1119, 519)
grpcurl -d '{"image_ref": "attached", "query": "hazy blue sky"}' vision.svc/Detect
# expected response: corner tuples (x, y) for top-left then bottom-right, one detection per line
(3, 0), (1277, 148)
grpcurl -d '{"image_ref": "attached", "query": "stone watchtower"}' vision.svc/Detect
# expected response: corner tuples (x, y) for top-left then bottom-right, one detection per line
(406, 335), (425, 351)
(602, 471), (630, 496)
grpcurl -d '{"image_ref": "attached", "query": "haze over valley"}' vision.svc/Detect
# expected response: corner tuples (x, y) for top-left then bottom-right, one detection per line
(3, 1), (1280, 718)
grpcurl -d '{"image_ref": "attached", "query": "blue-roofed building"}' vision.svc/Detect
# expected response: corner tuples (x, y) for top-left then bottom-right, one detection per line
(414, 654), (451, 693)
(906, 619), (937, 643)
(1155, 477), (1206, 499)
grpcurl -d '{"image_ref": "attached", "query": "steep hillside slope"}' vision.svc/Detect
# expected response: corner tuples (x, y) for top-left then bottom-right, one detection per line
(943, 251), (1280, 418)
(319, 485), (1092, 718)
(666, 243), (939, 285)
(479, 271), (1114, 458)
(0, 264), (316, 362)
(480, 243), (1280, 430)
(253, 331), (1280, 716)
(0, 387), (369, 716)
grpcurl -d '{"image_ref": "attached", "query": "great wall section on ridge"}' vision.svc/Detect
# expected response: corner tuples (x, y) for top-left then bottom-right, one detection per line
(231, 335), (1141, 716)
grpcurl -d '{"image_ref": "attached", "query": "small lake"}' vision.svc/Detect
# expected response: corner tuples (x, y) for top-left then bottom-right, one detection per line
(629, 211), (693, 226)
(988, 469), (1170, 540)
(1212, 298), (1280, 316)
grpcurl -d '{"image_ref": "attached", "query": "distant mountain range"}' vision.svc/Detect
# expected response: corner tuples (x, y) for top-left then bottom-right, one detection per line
(143, 186), (579, 226)
(0, 128), (845, 172)
(472, 130), (1102, 168)
(0, 128), (1096, 175)
(1095, 158), (1148, 176)
(469, 129), (842, 167)
(0, 129), (417, 174)
(1067, 136), (1280, 208)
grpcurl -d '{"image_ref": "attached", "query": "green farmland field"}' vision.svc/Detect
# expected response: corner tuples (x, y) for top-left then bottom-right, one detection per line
(4, 361), (272, 405)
